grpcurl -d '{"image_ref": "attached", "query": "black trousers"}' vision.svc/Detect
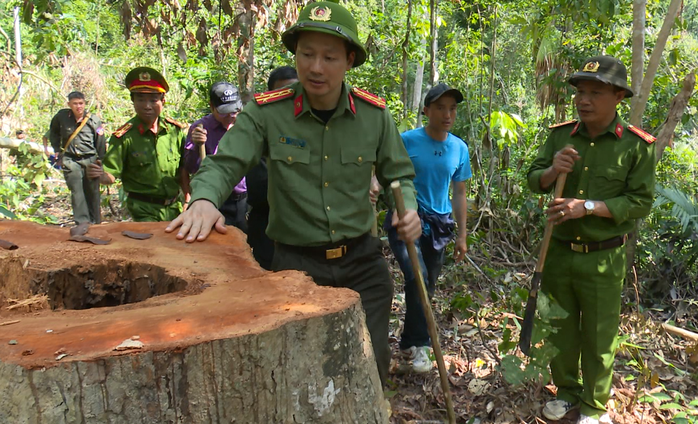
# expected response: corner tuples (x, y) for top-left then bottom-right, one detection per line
(272, 234), (393, 383)
(218, 192), (247, 233)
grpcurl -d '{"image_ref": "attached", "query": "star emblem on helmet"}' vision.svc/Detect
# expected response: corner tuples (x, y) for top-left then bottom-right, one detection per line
(309, 6), (332, 21)
(139, 72), (151, 81)
(582, 61), (600, 73)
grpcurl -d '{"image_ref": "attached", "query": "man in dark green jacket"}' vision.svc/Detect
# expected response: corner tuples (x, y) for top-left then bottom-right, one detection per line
(166, 1), (421, 382)
(49, 91), (105, 224)
(88, 67), (187, 222)
(528, 56), (656, 424)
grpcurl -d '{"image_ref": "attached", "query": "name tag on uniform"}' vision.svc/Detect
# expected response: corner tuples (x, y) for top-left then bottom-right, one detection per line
(279, 136), (306, 149)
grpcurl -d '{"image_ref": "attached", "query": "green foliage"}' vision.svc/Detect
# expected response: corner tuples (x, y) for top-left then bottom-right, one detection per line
(499, 293), (567, 386)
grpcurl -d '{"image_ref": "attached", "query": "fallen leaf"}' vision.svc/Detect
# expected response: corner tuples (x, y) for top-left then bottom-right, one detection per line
(121, 231), (153, 240)
(69, 235), (111, 245)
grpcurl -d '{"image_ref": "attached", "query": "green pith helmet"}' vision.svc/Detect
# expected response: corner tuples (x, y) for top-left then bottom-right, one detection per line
(568, 55), (634, 98)
(282, 1), (367, 68)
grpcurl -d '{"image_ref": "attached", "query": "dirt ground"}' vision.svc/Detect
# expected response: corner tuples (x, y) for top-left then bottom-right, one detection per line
(4, 188), (697, 423)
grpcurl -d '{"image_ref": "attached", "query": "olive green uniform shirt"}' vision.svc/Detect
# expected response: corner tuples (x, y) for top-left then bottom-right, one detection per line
(527, 115), (656, 242)
(103, 117), (186, 199)
(190, 82), (418, 246)
(49, 109), (106, 157)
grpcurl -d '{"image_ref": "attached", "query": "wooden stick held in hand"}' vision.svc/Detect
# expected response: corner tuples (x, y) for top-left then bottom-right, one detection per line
(390, 181), (456, 424)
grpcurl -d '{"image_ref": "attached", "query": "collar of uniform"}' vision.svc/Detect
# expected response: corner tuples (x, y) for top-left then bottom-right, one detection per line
(292, 82), (355, 120)
(572, 114), (624, 139)
(136, 117), (165, 135)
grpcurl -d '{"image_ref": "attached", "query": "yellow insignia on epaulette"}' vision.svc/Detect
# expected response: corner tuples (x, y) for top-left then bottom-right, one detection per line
(351, 87), (386, 109)
(164, 116), (187, 129)
(628, 124), (656, 144)
(254, 88), (295, 105)
(112, 122), (133, 138)
(548, 120), (577, 129)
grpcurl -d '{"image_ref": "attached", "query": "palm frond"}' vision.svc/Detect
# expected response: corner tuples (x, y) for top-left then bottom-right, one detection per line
(654, 184), (698, 235)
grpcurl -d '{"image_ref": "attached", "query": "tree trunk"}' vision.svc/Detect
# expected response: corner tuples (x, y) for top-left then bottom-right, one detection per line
(237, 6), (256, 103)
(630, 0), (646, 114)
(412, 37), (427, 128)
(0, 221), (388, 424)
(428, 0), (437, 86)
(655, 70), (697, 161)
(400, 0), (413, 119)
(629, 0), (682, 126)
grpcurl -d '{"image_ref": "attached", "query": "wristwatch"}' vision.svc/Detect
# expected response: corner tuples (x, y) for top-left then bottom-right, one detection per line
(584, 200), (595, 216)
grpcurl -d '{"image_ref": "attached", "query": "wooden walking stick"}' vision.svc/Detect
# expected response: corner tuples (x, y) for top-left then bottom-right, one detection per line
(390, 181), (456, 424)
(518, 171), (567, 356)
(196, 124), (206, 161)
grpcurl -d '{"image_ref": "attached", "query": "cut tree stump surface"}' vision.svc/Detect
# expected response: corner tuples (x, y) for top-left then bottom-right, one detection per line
(0, 221), (388, 424)
(0, 221), (357, 367)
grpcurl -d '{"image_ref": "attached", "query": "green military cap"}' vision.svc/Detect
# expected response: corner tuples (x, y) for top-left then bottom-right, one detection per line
(281, 0), (367, 68)
(568, 55), (633, 98)
(125, 67), (169, 93)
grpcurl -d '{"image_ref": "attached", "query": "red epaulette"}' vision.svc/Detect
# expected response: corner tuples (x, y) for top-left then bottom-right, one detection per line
(164, 116), (188, 130)
(351, 87), (386, 109)
(627, 124), (656, 144)
(254, 88), (295, 105)
(112, 122), (133, 138)
(548, 120), (577, 129)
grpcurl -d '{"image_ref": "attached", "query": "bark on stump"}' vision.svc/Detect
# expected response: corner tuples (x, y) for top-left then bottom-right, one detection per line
(0, 221), (388, 424)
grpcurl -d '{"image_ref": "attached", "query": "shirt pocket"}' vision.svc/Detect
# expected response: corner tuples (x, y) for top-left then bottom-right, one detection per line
(268, 144), (311, 192)
(340, 146), (376, 192)
(592, 165), (628, 199)
(130, 151), (159, 182)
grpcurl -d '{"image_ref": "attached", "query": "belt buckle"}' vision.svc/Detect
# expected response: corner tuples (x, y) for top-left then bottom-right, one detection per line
(570, 243), (588, 253)
(325, 245), (347, 260)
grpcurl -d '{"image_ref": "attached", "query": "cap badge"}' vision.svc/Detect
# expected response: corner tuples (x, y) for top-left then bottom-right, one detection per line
(309, 6), (332, 22)
(224, 89), (234, 96)
(139, 72), (151, 82)
(582, 61), (600, 73)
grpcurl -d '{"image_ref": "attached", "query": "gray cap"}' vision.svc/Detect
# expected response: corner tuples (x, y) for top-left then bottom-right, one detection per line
(210, 82), (243, 114)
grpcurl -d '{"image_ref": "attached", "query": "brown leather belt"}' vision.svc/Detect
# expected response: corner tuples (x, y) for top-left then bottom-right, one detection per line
(277, 233), (370, 260)
(568, 234), (629, 253)
(128, 192), (178, 206)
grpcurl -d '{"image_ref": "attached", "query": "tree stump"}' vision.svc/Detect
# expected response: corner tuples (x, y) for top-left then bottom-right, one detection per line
(0, 221), (389, 424)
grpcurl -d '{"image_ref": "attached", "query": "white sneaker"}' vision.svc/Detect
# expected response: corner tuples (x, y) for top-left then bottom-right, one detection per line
(577, 413), (612, 424)
(400, 346), (433, 373)
(542, 400), (577, 420)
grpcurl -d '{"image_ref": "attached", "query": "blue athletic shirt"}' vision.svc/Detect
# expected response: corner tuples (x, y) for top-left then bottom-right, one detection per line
(401, 127), (472, 215)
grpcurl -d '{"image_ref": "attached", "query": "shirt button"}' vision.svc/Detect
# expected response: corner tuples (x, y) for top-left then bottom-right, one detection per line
(326, 206), (331, 211)
(358, 156), (363, 163)
(590, 142), (595, 147)
(579, 190), (584, 195)
(324, 155), (329, 161)
(331, 230), (336, 234)
(576, 236), (581, 241)
(324, 182), (329, 187)
(584, 166), (589, 171)
(287, 156), (293, 162)
(325, 126), (329, 131)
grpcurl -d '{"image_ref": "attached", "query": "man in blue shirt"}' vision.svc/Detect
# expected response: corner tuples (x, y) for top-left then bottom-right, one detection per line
(388, 83), (471, 373)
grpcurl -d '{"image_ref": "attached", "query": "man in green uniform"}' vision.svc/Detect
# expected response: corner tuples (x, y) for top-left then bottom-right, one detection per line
(527, 56), (656, 424)
(165, 1), (422, 382)
(88, 67), (188, 222)
(49, 91), (106, 224)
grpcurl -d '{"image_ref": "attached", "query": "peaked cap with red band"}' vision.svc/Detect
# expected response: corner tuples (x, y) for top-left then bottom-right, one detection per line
(125, 67), (169, 93)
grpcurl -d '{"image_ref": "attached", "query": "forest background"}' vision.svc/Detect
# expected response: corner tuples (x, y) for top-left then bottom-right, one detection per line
(1, 0), (697, 422)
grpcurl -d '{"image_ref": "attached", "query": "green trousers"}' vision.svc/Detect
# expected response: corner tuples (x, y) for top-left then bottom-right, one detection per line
(125, 197), (182, 222)
(272, 235), (393, 384)
(541, 238), (626, 419)
(62, 155), (101, 225)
